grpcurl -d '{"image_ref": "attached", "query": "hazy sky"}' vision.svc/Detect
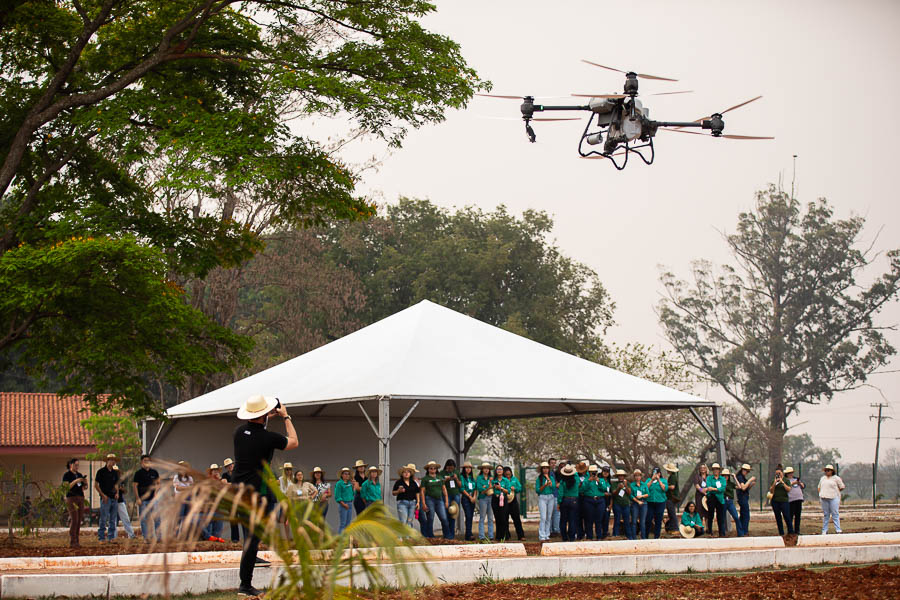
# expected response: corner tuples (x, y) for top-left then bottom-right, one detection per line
(348, 0), (900, 464)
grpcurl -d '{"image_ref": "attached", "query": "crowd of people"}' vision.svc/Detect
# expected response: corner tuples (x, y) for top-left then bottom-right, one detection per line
(60, 453), (848, 549)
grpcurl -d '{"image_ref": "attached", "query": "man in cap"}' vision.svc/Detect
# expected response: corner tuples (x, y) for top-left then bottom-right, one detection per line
(735, 463), (756, 536)
(94, 453), (120, 542)
(233, 395), (298, 597)
(220, 458), (240, 542)
(133, 454), (161, 542)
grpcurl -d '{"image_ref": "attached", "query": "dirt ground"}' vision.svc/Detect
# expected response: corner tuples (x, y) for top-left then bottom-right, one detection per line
(378, 564), (900, 600)
(3, 510), (899, 558)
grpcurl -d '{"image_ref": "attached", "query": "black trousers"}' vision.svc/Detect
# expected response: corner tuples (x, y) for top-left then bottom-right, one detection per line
(354, 493), (366, 515)
(492, 496), (510, 540)
(665, 499), (679, 531)
(239, 491), (275, 588)
(790, 499), (802, 534)
(706, 497), (726, 536)
(508, 498), (525, 539)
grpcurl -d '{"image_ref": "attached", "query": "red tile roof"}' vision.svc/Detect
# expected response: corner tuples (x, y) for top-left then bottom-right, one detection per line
(0, 393), (95, 447)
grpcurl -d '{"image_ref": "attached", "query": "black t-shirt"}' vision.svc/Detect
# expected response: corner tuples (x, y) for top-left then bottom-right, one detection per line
(354, 472), (365, 496)
(63, 470), (86, 498)
(393, 478), (419, 501)
(134, 467), (160, 500)
(233, 421), (288, 494)
(221, 470), (233, 484)
(736, 473), (750, 499)
(95, 466), (119, 497)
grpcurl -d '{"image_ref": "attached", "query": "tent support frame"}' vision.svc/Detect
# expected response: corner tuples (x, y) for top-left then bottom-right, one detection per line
(688, 405), (728, 466)
(364, 396), (422, 504)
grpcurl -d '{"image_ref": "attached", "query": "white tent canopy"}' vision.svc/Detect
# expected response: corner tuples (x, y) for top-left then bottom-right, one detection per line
(162, 300), (725, 502)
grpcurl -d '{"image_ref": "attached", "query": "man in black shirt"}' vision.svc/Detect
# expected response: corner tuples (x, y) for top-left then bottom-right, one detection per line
(233, 395), (298, 597)
(94, 453), (119, 542)
(664, 463), (680, 533)
(133, 454), (161, 541)
(220, 457), (240, 542)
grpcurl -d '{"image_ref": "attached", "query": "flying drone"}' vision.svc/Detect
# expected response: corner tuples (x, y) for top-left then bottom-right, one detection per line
(478, 60), (773, 170)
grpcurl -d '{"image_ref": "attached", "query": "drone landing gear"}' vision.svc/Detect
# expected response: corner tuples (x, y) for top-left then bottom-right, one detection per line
(577, 114), (655, 170)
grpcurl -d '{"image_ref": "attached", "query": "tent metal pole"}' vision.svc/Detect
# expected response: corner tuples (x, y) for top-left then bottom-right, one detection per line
(378, 396), (391, 505)
(390, 401), (420, 438)
(358, 401), (379, 438)
(688, 407), (716, 441)
(712, 404), (727, 466)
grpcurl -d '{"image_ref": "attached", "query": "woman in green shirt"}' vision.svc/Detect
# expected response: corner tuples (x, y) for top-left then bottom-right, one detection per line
(646, 467), (668, 539)
(680, 501), (704, 537)
(705, 463), (727, 537)
(503, 466), (525, 540)
(557, 464), (581, 541)
(491, 465), (511, 541)
(420, 460), (450, 539)
(360, 466), (382, 508)
(475, 462), (494, 540)
(630, 469), (650, 539)
(536, 461), (555, 541)
(580, 464), (605, 540)
(611, 469), (635, 540)
(334, 467), (355, 533)
(769, 466), (793, 535)
(459, 462), (477, 541)
(440, 459), (461, 541)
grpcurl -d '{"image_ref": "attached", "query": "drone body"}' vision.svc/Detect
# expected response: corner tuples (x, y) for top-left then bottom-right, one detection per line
(479, 61), (772, 170)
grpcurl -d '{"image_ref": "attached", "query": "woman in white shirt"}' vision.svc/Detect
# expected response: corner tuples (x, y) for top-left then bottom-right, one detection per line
(817, 464), (845, 534)
(173, 461), (194, 537)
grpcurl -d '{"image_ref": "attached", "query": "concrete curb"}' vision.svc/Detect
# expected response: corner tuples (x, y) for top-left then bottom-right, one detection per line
(541, 535), (786, 555)
(3, 543), (900, 597)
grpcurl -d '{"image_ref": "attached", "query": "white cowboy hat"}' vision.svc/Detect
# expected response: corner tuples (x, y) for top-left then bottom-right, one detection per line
(560, 465), (576, 476)
(209, 463), (220, 470)
(312, 467), (323, 474)
(448, 500), (459, 517)
(367, 465), (383, 476)
(105, 453), (118, 461)
(722, 468), (731, 476)
(740, 463), (752, 471)
(679, 524), (696, 538)
(824, 464), (835, 472)
(222, 458), (234, 467)
(783, 466), (794, 475)
(424, 460), (441, 470)
(701, 496), (709, 512)
(353, 459), (368, 469)
(282, 462), (294, 470)
(588, 464), (599, 473)
(710, 463), (721, 470)
(397, 463), (418, 477)
(539, 461), (550, 468)
(664, 463), (679, 472)
(237, 395), (279, 420)
(615, 469), (626, 476)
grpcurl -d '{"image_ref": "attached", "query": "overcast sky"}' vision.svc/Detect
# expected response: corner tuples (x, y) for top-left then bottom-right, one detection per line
(347, 0), (900, 464)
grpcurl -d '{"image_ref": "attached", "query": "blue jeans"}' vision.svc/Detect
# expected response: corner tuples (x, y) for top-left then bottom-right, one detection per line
(772, 500), (792, 535)
(737, 494), (751, 536)
(613, 502), (634, 539)
(582, 497), (604, 540)
(821, 497), (841, 533)
(559, 497), (579, 541)
(460, 495), (476, 540)
(538, 494), (555, 540)
(139, 499), (161, 541)
(98, 497), (118, 541)
(647, 501), (666, 539)
(601, 497), (611, 539)
(552, 501), (561, 534)
(397, 499), (416, 528)
(477, 496), (494, 539)
(446, 493), (459, 540)
(424, 495), (450, 539)
(725, 497), (742, 536)
(338, 503), (353, 533)
(631, 502), (649, 539)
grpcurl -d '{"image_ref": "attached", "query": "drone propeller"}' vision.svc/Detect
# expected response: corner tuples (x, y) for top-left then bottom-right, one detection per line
(476, 115), (581, 122)
(475, 93), (574, 101)
(688, 95), (763, 124)
(660, 128), (774, 140)
(580, 60), (678, 82)
(649, 90), (693, 96)
(570, 93), (629, 99)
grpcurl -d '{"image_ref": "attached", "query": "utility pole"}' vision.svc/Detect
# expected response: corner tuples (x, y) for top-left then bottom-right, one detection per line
(870, 403), (891, 508)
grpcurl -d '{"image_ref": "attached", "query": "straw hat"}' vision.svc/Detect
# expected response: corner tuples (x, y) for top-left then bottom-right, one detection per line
(615, 469), (626, 476)
(783, 467), (794, 475)
(283, 462), (294, 470)
(710, 463), (721, 470)
(237, 395), (279, 420)
(479, 462), (492, 471)
(354, 459), (368, 469)
(824, 464), (835, 472)
(588, 464), (599, 473)
(633, 468), (642, 475)
(722, 468), (731, 476)
(367, 465), (382, 476)
(312, 467), (323, 474)
(448, 500), (459, 517)
(338, 467), (351, 476)
(112, 464), (119, 471)
(398, 463), (419, 477)
(177, 460), (190, 468)
(664, 463), (679, 473)
(424, 460), (440, 470)
(539, 461), (550, 468)
(560, 464), (576, 476)
(701, 496), (708, 512)
(462, 461), (474, 469)
(105, 453), (118, 462)
(766, 491), (773, 501)
(740, 463), (752, 471)
(508, 488), (516, 501)
(209, 463), (220, 470)
(223, 458), (233, 467)
(679, 523), (696, 538)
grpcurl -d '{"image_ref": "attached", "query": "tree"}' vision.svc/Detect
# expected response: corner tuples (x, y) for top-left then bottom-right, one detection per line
(81, 413), (142, 462)
(322, 199), (615, 361)
(658, 185), (900, 469)
(1, 1), (486, 416)
(782, 433), (841, 469)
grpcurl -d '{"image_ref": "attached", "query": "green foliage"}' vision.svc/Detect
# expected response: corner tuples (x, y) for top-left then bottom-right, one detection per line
(782, 433), (841, 468)
(322, 198), (615, 362)
(658, 185), (900, 465)
(0, 1), (486, 415)
(81, 413), (141, 461)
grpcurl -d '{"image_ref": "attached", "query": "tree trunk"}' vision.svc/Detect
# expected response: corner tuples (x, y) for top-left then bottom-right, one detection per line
(767, 396), (787, 480)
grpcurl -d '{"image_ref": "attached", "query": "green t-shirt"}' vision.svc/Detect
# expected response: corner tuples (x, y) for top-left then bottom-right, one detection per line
(536, 473), (555, 495)
(581, 477), (603, 497)
(508, 475), (523, 494)
(771, 479), (790, 503)
(682, 511), (703, 527)
(475, 473), (492, 498)
(360, 479), (381, 503)
(598, 477), (611, 495)
(612, 481), (631, 507)
(666, 475), (679, 502)
(724, 478), (736, 500)
(460, 473), (476, 494)
(334, 479), (355, 503)
(421, 475), (445, 499)
(706, 475), (726, 503)
(558, 477), (580, 499)
(646, 477), (668, 503)
(440, 469), (461, 496)
(630, 480), (649, 502)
